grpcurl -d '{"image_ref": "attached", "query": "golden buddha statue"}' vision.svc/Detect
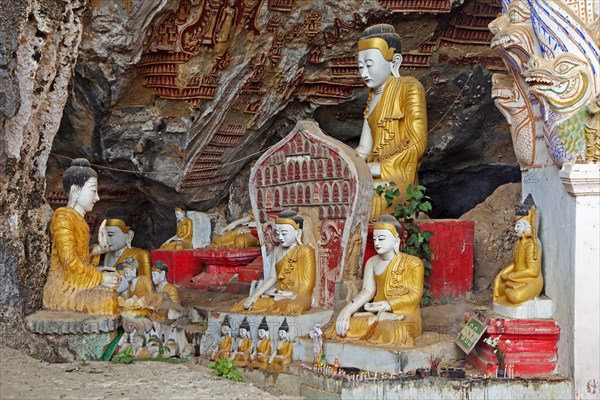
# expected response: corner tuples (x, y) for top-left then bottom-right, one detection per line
(160, 207), (193, 250)
(354, 24), (428, 221)
(233, 317), (253, 367)
(102, 207), (151, 278)
(251, 317), (272, 369)
(43, 159), (119, 315)
(269, 319), (293, 371)
(231, 210), (316, 315)
(212, 315), (234, 361)
(211, 213), (259, 248)
(324, 215), (423, 347)
(493, 195), (543, 306)
(116, 258), (153, 300)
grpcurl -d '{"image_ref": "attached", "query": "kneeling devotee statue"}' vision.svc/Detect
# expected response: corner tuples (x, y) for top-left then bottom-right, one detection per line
(43, 159), (120, 315)
(354, 24), (428, 221)
(325, 215), (424, 346)
(102, 207), (151, 278)
(231, 210), (316, 315)
(493, 195), (543, 306)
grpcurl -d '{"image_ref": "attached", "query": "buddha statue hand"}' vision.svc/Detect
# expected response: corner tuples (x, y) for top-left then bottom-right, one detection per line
(243, 294), (258, 310)
(96, 220), (110, 254)
(364, 300), (392, 313)
(101, 271), (121, 289)
(335, 308), (353, 337)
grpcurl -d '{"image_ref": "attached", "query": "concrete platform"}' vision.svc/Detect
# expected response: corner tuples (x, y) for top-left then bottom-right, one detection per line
(237, 362), (573, 400)
(25, 310), (120, 334)
(294, 332), (463, 373)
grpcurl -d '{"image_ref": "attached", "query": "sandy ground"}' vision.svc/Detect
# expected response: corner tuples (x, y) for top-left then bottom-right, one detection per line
(0, 345), (300, 400)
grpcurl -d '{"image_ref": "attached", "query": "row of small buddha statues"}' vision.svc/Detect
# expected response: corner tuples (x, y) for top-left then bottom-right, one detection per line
(211, 316), (293, 371)
(41, 22), (544, 356)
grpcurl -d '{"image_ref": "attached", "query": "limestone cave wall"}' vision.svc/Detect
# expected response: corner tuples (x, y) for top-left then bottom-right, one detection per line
(45, 0), (520, 249)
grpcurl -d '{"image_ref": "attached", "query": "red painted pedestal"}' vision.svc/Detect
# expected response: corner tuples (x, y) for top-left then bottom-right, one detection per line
(465, 311), (560, 376)
(364, 219), (474, 299)
(151, 249), (200, 284)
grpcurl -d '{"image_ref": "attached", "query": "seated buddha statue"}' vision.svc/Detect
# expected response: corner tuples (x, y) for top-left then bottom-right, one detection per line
(42, 158), (120, 315)
(269, 318), (293, 371)
(354, 24), (428, 221)
(493, 195), (543, 306)
(231, 210), (316, 315)
(211, 315), (234, 361)
(160, 207), (193, 250)
(102, 207), (151, 278)
(127, 261), (182, 320)
(233, 317), (253, 367)
(324, 215), (424, 347)
(211, 213), (259, 248)
(250, 317), (272, 369)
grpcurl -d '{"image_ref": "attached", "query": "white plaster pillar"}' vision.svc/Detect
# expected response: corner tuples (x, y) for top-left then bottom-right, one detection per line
(559, 164), (600, 400)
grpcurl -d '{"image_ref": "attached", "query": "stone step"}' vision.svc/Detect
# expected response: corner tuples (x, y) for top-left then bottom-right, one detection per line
(25, 310), (121, 334)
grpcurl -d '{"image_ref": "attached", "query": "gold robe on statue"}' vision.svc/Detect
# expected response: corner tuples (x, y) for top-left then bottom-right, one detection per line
(113, 247), (152, 278)
(129, 277), (180, 319)
(252, 338), (271, 368)
(367, 76), (427, 220)
(214, 335), (233, 360)
(269, 339), (293, 369)
(161, 218), (193, 250)
(231, 244), (316, 315)
(325, 253), (424, 347)
(233, 338), (252, 366)
(43, 207), (118, 315)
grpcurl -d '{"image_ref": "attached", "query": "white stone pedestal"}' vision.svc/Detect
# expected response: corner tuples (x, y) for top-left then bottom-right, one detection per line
(493, 296), (553, 319)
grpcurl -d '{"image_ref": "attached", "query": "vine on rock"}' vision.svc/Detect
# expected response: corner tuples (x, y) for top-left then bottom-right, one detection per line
(375, 183), (435, 306)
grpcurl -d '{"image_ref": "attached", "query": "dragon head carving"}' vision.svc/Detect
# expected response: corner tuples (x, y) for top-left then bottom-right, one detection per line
(524, 54), (593, 115)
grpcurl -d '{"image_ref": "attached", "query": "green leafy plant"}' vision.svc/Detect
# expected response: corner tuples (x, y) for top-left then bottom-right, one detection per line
(208, 358), (244, 382)
(111, 346), (135, 365)
(376, 183), (435, 306)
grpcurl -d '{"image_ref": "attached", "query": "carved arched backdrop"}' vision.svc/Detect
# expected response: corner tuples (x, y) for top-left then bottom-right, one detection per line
(47, 0), (521, 248)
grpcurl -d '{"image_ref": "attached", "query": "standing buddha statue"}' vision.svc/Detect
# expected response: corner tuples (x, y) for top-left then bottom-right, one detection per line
(354, 24), (428, 221)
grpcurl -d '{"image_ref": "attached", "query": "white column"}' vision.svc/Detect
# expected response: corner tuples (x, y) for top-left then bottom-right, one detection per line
(560, 164), (600, 400)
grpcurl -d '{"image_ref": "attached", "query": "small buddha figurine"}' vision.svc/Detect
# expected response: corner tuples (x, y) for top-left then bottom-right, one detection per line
(231, 210), (316, 315)
(127, 261), (182, 320)
(102, 207), (151, 278)
(493, 195), (543, 306)
(43, 158), (120, 315)
(211, 213), (259, 248)
(324, 215), (424, 347)
(212, 315), (234, 361)
(233, 317), (253, 367)
(354, 24), (428, 221)
(251, 317), (272, 369)
(151, 261), (181, 306)
(160, 207), (193, 250)
(269, 318), (293, 371)
(117, 258), (153, 301)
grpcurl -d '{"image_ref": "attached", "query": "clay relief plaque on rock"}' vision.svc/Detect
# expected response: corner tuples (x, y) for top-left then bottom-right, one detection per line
(249, 120), (372, 308)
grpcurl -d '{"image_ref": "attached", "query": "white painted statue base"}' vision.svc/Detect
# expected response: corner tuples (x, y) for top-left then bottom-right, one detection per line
(199, 309), (334, 356)
(294, 332), (462, 374)
(493, 296), (553, 319)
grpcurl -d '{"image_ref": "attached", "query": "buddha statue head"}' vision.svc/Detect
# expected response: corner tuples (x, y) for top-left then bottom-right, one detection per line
(274, 210), (304, 248)
(221, 315), (232, 336)
(257, 317), (269, 340)
(175, 207), (186, 224)
(239, 317), (250, 339)
(63, 158), (99, 215)
(357, 24), (403, 88)
(104, 207), (134, 253)
(118, 257), (138, 282)
(372, 215), (403, 255)
(515, 194), (539, 240)
(278, 318), (289, 341)
(152, 260), (169, 286)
